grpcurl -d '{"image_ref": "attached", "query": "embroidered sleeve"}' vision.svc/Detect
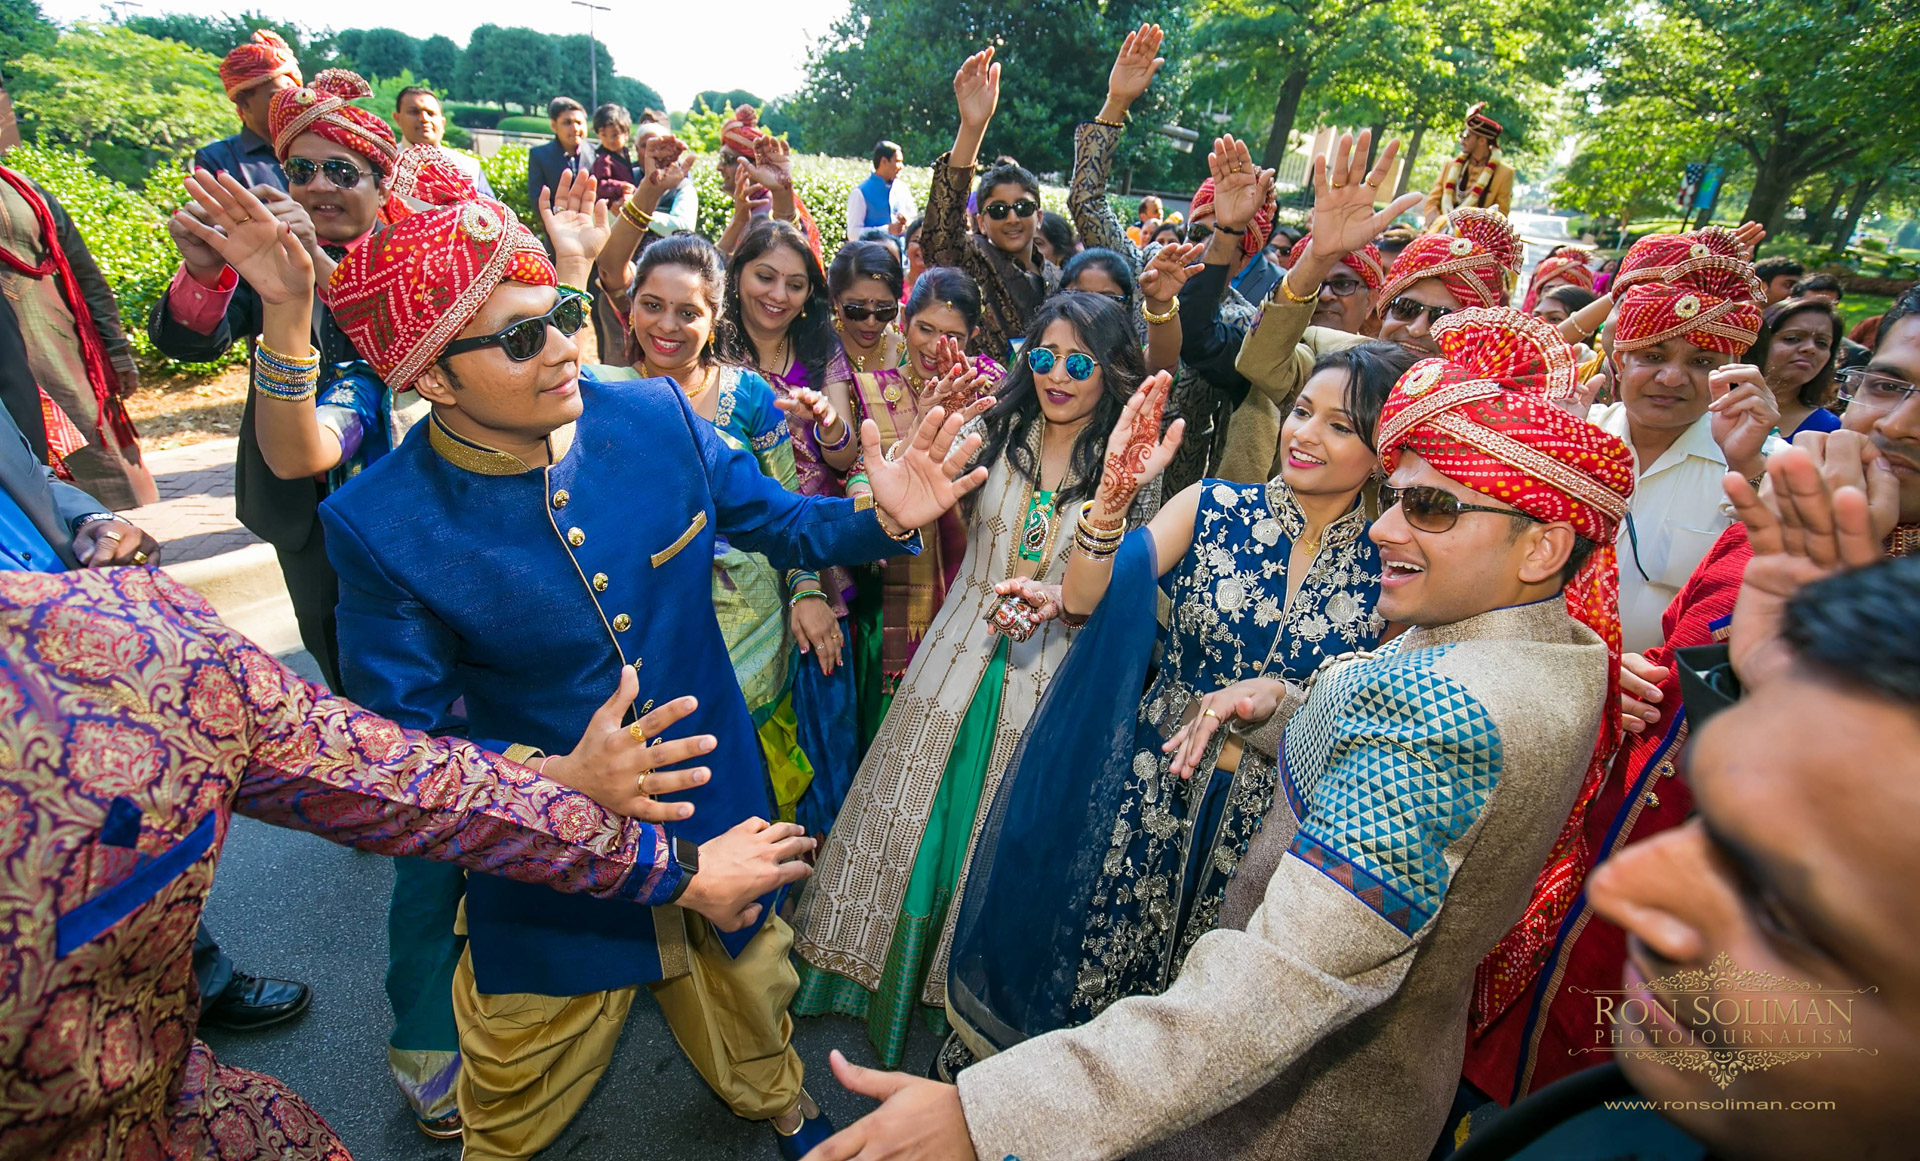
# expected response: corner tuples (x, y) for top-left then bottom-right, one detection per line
(1067, 121), (1139, 266)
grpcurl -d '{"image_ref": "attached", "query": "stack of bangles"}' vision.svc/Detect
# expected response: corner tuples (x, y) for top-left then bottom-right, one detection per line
(818, 410), (852, 453)
(1072, 500), (1125, 560)
(621, 200), (653, 231)
(254, 339), (319, 402)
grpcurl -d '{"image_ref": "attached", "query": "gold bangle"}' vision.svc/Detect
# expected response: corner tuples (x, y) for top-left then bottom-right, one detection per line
(1278, 274), (1318, 304)
(621, 201), (653, 229)
(1141, 299), (1180, 325)
(1092, 115), (1126, 129)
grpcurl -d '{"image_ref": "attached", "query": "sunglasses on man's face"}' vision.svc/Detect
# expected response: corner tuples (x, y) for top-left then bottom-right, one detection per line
(440, 292), (588, 363)
(1384, 296), (1454, 327)
(982, 199), (1039, 221)
(1380, 484), (1543, 535)
(839, 301), (900, 323)
(283, 156), (374, 190)
(1028, 347), (1095, 380)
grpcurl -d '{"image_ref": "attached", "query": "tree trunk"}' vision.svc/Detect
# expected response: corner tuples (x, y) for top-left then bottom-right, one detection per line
(1828, 177), (1885, 259)
(1366, 120), (1386, 171)
(1260, 67), (1313, 171)
(1804, 182), (1845, 246)
(1742, 162), (1800, 239)
(1395, 123), (1426, 200)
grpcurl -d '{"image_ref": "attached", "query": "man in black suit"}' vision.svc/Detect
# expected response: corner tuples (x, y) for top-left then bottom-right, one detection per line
(525, 96), (590, 209)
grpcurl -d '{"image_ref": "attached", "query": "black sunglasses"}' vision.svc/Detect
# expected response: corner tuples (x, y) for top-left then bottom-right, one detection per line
(1384, 297), (1454, 327)
(981, 199), (1039, 221)
(840, 301), (900, 323)
(440, 292), (588, 363)
(1382, 484), (1542, 534)
(284, 156), (374, 190)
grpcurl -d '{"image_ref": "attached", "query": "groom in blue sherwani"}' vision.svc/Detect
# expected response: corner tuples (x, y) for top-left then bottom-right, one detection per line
(308, 184), (988, 1159)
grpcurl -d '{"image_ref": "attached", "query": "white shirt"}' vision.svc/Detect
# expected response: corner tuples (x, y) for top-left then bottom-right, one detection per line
(1591, 402), (1732, 653)
(845, 177), (917, 241)
(433, 146), (494, 199)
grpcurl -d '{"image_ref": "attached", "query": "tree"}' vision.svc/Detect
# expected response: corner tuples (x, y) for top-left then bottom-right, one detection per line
(695, 89), (764, 115)
(457, 24), (560, 113)
(1587, 0), (1920, 236)
(123, 10), (329, 65)
(418, 35), (460, 88)
(0, 0), (57, 84)
(350, 28), (420, 81)
(552, 34), (615, 111)
(789, 0), (1183, 176)
(9, 22), (233, 186)
(605, 76), (665, 117)
(1555, 97), (1717, 237)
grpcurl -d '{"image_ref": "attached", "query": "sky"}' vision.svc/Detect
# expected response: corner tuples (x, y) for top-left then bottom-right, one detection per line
(43, 0), (848, 109)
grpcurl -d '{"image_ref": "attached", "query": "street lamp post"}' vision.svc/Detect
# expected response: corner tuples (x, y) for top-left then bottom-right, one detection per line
(571, 1), (611, 111)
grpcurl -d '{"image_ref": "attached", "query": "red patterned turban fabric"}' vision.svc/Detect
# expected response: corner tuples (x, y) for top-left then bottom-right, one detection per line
(1189, 177), (1276, 257)
(220, 30), (301, 100)
(380, 144), (481, 225)
(1611, 228), (1764, 356)
(268, 69), (400, 176)
(721, 105), (764, 157)
(326, 199), (556, 389)
(1377, 306), (1636, 1027)
(1286, 234), (1386, 292)
(1519, 246), (1595, 313)
(1377, 207), (1522, 309)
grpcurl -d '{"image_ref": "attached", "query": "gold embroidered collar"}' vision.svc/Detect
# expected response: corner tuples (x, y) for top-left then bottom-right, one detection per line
(1265, 479), (1366, 547)
(428, 410), (576, 476)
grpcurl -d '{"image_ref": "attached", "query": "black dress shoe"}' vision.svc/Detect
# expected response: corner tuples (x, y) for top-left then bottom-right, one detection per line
(199, 971), (312, 1031)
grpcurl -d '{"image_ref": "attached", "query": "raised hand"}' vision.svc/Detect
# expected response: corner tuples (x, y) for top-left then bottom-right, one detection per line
(860, 405), (992, 535)
(643, 138), (695, 195)
(747, 134), (794, 192)
(1706, 363), (1781, 479)
(539, 667), (716, 822)
(1729, 220), (1766, 261)
(926, 354), (996, 412)
(1105, 23), (1165, 111)
(1204, 136), (1276, 232)
(1778, 429), (1901, 540)
(176, 169), (315, 306)
(773, 386), (842, 432)
(1723, 446), (1883, 691)
(1138, 240), (1206, 303)
(165, 201), (228, 283)
(954, 48), (1001, 132)
(541, 168), (610, 265)
(1307, 130), (1425, 263)
(1093, 372), (1182, 521)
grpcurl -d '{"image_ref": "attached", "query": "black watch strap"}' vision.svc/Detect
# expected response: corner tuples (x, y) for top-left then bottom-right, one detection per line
(664, 836), (699, 904)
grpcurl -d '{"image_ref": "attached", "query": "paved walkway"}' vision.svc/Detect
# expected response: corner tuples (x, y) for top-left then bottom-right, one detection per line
(123, 438), (261, 565)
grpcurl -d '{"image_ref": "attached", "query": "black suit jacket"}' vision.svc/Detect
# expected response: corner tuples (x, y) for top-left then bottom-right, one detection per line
(525, 139), (584, 210)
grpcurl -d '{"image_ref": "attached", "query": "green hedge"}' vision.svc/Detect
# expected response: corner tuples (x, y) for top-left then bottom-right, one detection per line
(7, 143), (240, 374)
(496, 116), (551, 135)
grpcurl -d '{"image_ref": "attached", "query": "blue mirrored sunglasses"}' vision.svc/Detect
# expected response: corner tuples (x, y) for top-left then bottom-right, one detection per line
(1027, 347), (1095, 381)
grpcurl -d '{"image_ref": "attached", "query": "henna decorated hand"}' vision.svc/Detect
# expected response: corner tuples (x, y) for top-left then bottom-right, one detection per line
(1094, 372), (1183, 520)
(1138, 240), (1206, 303)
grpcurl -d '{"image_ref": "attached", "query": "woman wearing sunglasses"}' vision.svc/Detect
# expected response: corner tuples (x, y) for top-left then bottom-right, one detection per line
(942, 340), (1412, 1066)
(923, 48), (1057, 363)
(792, 292), (1138, 1070)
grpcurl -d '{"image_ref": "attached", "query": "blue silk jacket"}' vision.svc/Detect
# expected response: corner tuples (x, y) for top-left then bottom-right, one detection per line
(319, 371), (916, 996)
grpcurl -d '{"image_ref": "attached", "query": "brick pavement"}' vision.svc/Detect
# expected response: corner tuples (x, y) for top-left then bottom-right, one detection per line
(122, 438), (260, 564)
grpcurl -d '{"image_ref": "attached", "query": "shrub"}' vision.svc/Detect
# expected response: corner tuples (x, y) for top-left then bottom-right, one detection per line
(497, 116), (550, 135)
(6, 142), (239, 372)
(446, 103), (505, 130)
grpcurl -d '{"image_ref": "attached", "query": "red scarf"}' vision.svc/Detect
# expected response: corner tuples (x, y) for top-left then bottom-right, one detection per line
(0, 168), (140, 450)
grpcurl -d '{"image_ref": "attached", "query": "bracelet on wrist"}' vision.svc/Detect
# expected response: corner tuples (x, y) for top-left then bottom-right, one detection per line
(1277, 273), (1318, 305)
(1092, 115), (1126, 129)
(252, 338), (320, 402)
(1141, 299), (1180, 325)
(621, 201), (654, 230)
(1214, 223), (1247, 236)
(818, 418), (853, 452)
(788, 588), (828, 608)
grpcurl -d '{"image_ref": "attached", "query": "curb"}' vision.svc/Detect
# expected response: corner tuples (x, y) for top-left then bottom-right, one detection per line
(162, 542), (284, 614)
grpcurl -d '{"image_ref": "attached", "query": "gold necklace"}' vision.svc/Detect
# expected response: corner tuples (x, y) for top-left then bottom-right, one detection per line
(645, 360), (718, 402)
(886, 358), (926, 405)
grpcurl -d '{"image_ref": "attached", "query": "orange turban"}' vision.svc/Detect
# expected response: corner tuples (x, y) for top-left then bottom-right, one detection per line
(269, 69), (400, 176)
(1189, 177), (1276, 257)
(1611, 228), (1765, 356)
(1519, 247), (1595, 313)
(1286, 234), (1385, 292)
(1377, 306), (1636, 1027)
(220, 30), (300, 100)
(327, 200), (555, 388)
(1377, 207), (1522, 310)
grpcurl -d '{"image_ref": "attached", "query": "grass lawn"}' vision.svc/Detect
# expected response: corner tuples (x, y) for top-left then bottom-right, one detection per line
(1839, 293), (1894, 332)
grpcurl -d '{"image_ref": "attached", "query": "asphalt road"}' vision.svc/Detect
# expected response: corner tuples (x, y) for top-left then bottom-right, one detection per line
(199, 656), (938, 1161)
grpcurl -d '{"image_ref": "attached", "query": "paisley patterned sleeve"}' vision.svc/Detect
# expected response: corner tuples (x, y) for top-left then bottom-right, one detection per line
(1067, 121), (1142, 268)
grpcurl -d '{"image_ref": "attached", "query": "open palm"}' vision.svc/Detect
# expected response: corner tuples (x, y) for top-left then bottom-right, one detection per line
(1107, 24), (1165, 106)
(748, 136), (794, 191)
(1096, 372), (1183, 514)
(1139, 241), (1206, 300)
(541, 169), (610, 264)
(177, 169), (314, 307)
(860, 406), (990, 533)
(1205, 137), (1274, 231)
(1309, 130), (1424, 258)
(953, 48), (1001, 130)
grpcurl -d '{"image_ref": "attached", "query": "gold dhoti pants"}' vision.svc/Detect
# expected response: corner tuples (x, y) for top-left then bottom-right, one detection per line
(453, 910), (805, 1160)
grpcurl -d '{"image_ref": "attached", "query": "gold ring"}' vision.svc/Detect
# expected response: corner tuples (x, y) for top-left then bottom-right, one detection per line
(1203, 708), (1220, 720)
(636, 770), (650, 795)
(102, 530), (123, 542)
(232, 215), (251, 223)
(628, 721), (647, 745)
(1364, 177), (1381, 188)
(132, 550), (149, 565)
(1329, 181), (1345, 190)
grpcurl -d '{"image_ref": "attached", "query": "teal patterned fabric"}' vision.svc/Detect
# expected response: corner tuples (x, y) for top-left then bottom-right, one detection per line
(1283, 641), (1503, 935)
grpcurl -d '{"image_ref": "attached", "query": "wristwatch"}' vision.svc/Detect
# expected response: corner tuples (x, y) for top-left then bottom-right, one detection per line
(69, 512), (121, 535)
(664, 836), (700, 904)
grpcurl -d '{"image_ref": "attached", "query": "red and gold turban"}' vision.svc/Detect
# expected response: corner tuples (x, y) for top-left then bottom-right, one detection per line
(1189, 177), (1276, 257)
(379, 144), (480, 225)
(1377, 306), (1636, 1027)
(1610, 228), (1765, 356)
(220, 30), (300, 100)
(721, 105), (764, 157)
(1286, 234), (1385, 292)
(269, 69), (400, 176)
(1519, 246), (1595, 313)
(1376, 207), (1522, 310)
(326, 199), (556, 388)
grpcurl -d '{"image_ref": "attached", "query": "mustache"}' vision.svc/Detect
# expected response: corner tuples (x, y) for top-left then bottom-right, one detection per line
(1874, 435), (1920, 470)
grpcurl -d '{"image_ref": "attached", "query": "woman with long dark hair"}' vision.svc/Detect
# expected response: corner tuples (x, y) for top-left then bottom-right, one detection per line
(1746, 296), (1844, 437)
(584, 234), (822, 822)
(946, 341), (1413, 1073)
(792, 292), (1148, 1068)
(828, 239), (907, 376)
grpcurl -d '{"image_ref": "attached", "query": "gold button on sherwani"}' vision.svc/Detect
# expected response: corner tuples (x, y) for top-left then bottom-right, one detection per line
(567, 527), (585, 547)
(612, 614), (631, 631)
(552, 489), (570, 508)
